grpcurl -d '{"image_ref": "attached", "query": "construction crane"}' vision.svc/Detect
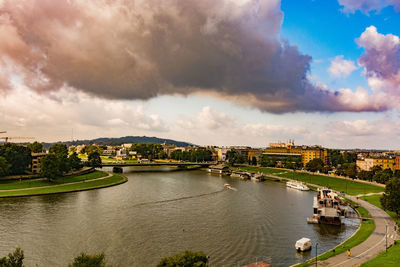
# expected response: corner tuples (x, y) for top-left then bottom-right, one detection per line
(0, 137), (34, 144)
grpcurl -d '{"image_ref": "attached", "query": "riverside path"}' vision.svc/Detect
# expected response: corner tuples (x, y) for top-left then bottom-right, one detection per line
(317, 195), (398, 266)
(265, 172), (399, 267)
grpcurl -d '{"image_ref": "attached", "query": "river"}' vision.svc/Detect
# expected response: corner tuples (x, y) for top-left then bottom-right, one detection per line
(0, 168), (359, 266)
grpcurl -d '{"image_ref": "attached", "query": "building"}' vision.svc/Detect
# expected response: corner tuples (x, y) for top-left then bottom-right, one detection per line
(396, 157), (400, 171)
(31, 152), (47, 174)
(217, 148), (229, 162)
(264, 141), (329, 166)
(356, 157), (396, 171)
(247, 148), (264, 161)
(102, 147), (116, 157)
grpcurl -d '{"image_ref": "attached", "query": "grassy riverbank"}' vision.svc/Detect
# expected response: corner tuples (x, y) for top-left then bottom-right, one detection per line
(295, 219), (375, 267)
(230, 166), (285, 174)
(277, 172), (383, 196)
(0, 171), (127, 198)
(360, 195), (399, 225)
(354, 195), (399, 266)
(230, 166), (383, 196)
(361, 242), (400, 267)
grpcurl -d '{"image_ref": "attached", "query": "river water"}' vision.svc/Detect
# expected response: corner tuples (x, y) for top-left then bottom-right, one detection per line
(0, 168), (359, 266)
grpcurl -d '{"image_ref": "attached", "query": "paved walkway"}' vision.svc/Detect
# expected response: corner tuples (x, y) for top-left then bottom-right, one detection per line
(270, 173), (398, 267)
(318, 195), (398, 266)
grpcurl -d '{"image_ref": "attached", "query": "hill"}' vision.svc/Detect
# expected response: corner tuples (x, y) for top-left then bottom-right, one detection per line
(43, 136), (193, 150)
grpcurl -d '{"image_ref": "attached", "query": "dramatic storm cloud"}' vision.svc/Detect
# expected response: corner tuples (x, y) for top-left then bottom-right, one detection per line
(338, 0), (400, 13)
(0, 0), (387, 113)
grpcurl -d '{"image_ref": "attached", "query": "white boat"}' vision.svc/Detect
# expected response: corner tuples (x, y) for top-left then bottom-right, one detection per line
(286, 181), (309, 191)
(295, 237), (311, 252)
(224, 183), (232, 189)
(308, 188), (344, 225)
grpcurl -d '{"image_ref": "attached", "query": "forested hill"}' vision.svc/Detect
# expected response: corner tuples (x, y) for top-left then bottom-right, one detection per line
(43, 136), (193, 149)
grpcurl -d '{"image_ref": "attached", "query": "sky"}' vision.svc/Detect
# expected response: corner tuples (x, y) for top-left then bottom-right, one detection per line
(0, 0), (400, 149)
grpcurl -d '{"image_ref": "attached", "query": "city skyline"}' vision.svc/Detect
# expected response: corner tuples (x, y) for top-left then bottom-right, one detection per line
(1, 0), (400, 149)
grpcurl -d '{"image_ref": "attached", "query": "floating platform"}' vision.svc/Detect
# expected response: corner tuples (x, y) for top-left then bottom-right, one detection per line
(307, 217), (319, 224)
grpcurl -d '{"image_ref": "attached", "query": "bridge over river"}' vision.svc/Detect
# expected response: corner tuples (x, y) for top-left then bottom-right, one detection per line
(100, 162), (216, 168)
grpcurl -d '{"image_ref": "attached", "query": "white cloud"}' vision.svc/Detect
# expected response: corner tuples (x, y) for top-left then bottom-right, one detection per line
(338, 0), (400, 14)
(328, 55), (358, 78)
(0, 87), (169, 142)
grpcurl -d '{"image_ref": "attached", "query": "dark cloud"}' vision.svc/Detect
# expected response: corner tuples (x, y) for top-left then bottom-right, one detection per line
(0, 0), (387, 113)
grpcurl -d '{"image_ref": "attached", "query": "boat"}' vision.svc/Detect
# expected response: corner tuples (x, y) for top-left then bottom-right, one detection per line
(231, 171), (251, 180)
(208, 165), (231, 176)
(286, 181), (309, 191)
(295, 237), (312, 252)
(224, 183), (232, 189)
(251, 172), (265, 182)
(307, 188), (344, 225)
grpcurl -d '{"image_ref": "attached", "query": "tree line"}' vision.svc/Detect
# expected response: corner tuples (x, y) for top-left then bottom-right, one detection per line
(0, 142), (44, 177)
(0, 248), (208, 267)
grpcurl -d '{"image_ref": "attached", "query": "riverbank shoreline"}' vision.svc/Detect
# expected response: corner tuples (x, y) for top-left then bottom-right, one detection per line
(220, 165), (395, 266)
(0, 171), (128, 198)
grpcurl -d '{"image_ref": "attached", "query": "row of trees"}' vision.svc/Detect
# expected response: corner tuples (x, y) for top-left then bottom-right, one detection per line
(169, 148), (213, 162)
(0, 142), (45, 177)
(0, 248), (110, 267)
(41, 144), (102, 181)
(0, 248), (208, 267)
(40, 144), (83, 180)
(258, 154), (302, 169)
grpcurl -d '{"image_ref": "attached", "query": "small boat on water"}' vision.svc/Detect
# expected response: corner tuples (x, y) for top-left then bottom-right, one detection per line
(231, 171), (251, 180)
(251, 172), (265, 182)
(286, 181), (309, 191)
(224, 183), (232, 189)
(295, 237), (312, 252)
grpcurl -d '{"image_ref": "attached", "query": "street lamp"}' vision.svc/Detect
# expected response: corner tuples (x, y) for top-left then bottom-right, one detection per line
(315, 242), (319, 267)
(386, 224), (388, 252)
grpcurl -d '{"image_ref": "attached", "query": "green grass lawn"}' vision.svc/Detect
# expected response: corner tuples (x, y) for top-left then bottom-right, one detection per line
(278, 172), (384, 196)
(232, 166), (287, 174)
(0, 171), (107, 190)
(361, 242), (400, 266)
(360, 195), (399, 224)
(296, 220), (375, 267)
(0, 174), (127, 197)
(358, 195), (400, 267)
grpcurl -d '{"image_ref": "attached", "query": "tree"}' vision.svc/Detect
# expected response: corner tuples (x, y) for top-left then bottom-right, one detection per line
(358, 170), (373, 181)
(345, 163), (357, 178)
(380, 177), (400, 218)
(226, 149), (244, 166)
(49, 144), (68, 156)
(157, 251), (208, 267)
(87, 151), (102, 168)
(40, 154), (62, 181)
(306, 158), (324, 172)
(69, 152), (83, 170)
(251, 156), (257, 166)
(49, 144), (70, 173)
(0, 247), (24, 267)
(0, 144), (31, 175)
(27, 141), (43, 153)
(0, 156), (11, 177)
(69, 252), (110, 267)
